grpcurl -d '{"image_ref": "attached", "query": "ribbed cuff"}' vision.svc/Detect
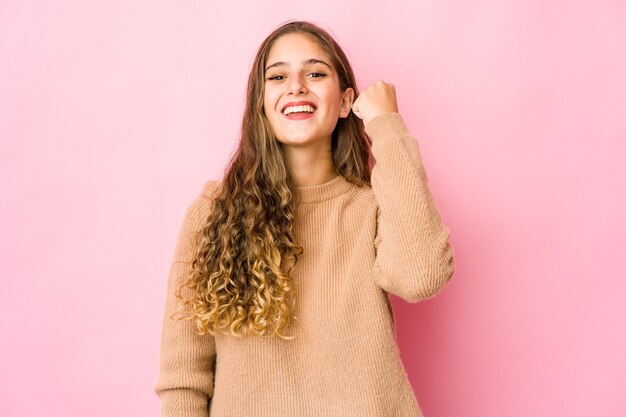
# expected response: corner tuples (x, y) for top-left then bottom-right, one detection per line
(158, 388), (209, 417)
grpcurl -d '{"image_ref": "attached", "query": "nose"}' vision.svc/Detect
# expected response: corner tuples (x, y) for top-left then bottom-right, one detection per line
(287, 73), (307, 95)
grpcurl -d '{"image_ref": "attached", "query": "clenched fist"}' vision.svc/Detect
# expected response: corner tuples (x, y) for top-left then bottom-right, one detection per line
(351, 80), (399, 126)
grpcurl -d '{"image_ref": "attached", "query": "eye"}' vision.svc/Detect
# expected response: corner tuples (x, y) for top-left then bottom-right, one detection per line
(309, 72), (326, 78)
(266, 75), (285, 81)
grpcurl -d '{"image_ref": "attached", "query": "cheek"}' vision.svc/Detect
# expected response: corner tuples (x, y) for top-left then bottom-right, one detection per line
(263, 92), (278, 117)
(325, 96), (341, 116)
(262, 93), (269, 113)
(324, 89), (342, 111)
(262, 86), (270, 107)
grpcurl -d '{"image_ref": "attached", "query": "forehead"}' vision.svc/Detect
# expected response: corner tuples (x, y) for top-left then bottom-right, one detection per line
(266, 33), (330, 65)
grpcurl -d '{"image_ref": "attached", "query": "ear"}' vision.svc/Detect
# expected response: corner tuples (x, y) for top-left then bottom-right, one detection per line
(339, 87), (355, 118)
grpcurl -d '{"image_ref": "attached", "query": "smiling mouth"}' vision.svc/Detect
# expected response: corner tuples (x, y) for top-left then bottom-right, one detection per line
(282, 104), (316, 116)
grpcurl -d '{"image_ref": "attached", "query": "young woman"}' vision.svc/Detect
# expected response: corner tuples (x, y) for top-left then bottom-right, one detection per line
(154, 20), (455, 417)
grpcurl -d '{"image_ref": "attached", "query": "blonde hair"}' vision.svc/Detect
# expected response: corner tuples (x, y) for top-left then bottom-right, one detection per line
(173, 20), (373, 340)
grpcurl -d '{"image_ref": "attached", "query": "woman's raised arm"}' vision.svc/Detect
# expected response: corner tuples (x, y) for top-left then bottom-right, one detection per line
(367, 112), (455, 303)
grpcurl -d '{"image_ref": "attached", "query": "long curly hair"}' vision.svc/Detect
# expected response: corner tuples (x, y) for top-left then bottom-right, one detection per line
(173, 20), (373, 340)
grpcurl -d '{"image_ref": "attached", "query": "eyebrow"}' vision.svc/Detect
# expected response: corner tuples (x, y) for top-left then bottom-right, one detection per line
(265, 58), (332, 73)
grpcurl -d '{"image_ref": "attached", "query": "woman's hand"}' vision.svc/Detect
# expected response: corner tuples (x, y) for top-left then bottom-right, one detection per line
(351, 80), (399, 126)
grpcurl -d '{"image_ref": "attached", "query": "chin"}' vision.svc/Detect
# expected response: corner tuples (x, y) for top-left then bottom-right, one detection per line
(273, 126), (333, 146)
(277, 138), (313, 148)
(275, 132), (312, 144)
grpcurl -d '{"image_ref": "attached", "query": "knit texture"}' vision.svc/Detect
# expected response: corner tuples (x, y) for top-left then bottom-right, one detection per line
(153, 112), (455, 417)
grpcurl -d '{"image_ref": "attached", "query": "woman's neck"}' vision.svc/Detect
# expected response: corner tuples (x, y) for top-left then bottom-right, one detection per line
(282, 144), (337, 187)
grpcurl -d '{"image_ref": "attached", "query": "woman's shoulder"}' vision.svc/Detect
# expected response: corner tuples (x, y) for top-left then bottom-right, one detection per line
(181, 179), (222, 224)
(343, 180), (380, 216)
(199, 178), (223, 199)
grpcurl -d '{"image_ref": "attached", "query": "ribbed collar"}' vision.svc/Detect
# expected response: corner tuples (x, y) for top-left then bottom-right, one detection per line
(295, 174), (354, 203)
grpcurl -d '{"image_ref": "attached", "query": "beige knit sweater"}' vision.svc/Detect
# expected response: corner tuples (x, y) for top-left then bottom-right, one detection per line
(154, 112), (455, 417)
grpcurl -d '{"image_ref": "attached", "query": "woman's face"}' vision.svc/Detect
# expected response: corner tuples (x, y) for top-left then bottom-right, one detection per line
(263, 33), (353, 149)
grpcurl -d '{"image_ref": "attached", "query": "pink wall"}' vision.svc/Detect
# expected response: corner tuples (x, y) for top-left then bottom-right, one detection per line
(1, 1), (624, 416)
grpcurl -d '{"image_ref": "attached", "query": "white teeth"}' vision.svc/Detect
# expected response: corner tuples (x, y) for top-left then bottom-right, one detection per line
(283, 105), (315, 115)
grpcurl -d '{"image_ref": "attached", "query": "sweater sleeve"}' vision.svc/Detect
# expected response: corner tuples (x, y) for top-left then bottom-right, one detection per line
(366, 112), (455, 303)
(153, 181), (220, 417)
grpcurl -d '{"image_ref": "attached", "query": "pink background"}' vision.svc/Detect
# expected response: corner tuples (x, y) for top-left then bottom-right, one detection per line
(1, 1), (624, 416)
